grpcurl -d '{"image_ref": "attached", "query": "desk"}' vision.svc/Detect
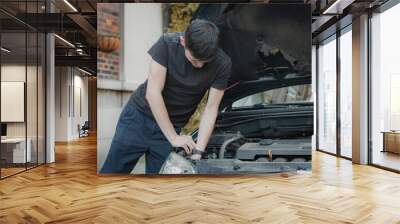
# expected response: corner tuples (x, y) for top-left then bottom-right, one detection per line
(382, 131), (400, 155)
(1, 138), (31, 163)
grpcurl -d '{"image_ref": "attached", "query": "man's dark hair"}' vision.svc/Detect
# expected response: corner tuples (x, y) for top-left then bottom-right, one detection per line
(185, 19), (219, 61)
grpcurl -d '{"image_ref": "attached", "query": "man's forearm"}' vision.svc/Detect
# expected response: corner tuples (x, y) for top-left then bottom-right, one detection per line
(196, 106), (219, 151)
(144, 58), (195, 154)
(146, 91), (177, 143)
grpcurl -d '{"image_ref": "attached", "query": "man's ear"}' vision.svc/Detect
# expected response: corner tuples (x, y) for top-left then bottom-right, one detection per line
(180, 36), (185, 47)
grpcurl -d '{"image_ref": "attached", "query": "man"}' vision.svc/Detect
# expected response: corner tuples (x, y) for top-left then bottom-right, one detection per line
(100, 19), (232, 174)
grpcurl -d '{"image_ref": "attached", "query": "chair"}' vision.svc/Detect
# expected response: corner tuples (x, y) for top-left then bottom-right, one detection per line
(78, 121), (90, 138)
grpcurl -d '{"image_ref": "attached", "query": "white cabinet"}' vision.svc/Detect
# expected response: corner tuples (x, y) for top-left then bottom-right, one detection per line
(1, 138), (32, 163)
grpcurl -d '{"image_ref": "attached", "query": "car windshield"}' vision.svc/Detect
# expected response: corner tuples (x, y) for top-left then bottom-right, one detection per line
(232, 84), (312, 108)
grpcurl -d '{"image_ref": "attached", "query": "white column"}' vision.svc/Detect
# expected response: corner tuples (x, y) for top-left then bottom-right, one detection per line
(46, 33), (55, 163)
(311, 45), (317, 151)
(352, 14), (369, 164)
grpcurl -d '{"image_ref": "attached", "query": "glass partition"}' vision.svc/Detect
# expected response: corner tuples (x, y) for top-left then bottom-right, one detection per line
(0, 1), (46, 179)
(1, 31), (28, 177)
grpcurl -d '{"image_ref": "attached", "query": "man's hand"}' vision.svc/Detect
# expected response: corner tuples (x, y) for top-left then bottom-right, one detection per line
(195, 87), (225, 155)
(190, 153), (202, 160)
(171, 135), (196, 154)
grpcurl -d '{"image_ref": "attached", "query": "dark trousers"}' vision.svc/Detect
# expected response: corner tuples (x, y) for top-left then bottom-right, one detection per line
(100, 102), (179, 174)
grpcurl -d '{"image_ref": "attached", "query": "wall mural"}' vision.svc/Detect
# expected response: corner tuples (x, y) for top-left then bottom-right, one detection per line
(97, 3), (312, 175)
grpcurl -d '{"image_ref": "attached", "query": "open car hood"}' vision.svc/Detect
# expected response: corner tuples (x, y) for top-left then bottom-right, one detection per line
(193, 4), (311, 108)
(221, 74), (311, 109)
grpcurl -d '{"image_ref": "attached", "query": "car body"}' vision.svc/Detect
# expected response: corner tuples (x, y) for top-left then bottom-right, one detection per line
(160, 3), (313, 174)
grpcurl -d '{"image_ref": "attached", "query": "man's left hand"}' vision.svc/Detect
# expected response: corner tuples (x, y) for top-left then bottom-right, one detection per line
(190, 154), (202, 160)
(190, 148), (204, 160)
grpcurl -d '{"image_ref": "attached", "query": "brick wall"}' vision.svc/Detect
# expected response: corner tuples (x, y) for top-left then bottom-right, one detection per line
(97, 3), (120, 80)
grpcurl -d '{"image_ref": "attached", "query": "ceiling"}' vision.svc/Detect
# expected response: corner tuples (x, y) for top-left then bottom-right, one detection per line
(0, 0), (97, 74)
(0, 0), (394, 74)
(309, 0), (389, 42)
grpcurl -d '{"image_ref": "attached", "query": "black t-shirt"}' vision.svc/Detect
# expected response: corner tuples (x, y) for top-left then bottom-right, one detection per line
(129, 32), (232, 128)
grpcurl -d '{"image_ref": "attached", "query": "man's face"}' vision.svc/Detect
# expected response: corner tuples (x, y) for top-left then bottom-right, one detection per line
(184, 49), (208, 68)
(180, 36), (209, 68)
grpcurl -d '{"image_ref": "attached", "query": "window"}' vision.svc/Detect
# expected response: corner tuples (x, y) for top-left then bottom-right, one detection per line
(339, 28), (352, 158)
(370, 3), (400, 171)
(317, 36), (337, 154)
(232, 84), (312, 109)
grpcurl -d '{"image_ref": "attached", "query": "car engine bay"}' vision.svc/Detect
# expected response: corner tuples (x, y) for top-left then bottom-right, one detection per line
(160, 103), (313, 174)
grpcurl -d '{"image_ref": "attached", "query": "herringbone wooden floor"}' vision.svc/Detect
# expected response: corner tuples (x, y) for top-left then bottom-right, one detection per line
(1, 135), (400, 224)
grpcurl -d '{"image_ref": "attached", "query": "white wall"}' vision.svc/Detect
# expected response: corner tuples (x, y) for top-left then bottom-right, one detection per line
(1, 65), (26, 128)
(55, 67), (69, 141)
(71, 74), (89, 138)
(1, 65), (35, 138)
(97, 4), (163, 172)
(1, 65), (26, 81)
(122, 3), (163, 86)
(55, 67), (89, 141)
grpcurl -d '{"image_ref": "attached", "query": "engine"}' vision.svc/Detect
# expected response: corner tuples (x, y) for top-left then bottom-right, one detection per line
(202, 131), (311, 162)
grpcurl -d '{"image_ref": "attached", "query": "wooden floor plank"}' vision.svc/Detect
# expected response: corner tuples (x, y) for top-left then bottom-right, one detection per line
(0, 134), (399, 223)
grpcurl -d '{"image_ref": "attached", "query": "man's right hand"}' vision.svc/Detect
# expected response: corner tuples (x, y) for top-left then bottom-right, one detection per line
(171, 135), (196, 154)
